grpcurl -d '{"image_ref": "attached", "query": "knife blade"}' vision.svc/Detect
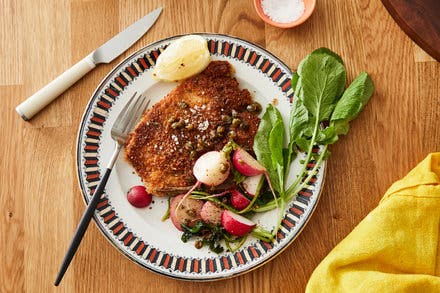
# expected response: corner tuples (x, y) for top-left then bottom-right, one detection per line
(15, 7), (162, 121)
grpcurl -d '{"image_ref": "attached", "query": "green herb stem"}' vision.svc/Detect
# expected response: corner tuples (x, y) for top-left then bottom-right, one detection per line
(286, 145), (327, 202)
(225, 236), (247, 252)
(251, 226), (274, 242)
(285, 110), (320, 197)
(161, 197), (171, 221)
(273, 199), (286, 236)
(252, 197), (282, 212)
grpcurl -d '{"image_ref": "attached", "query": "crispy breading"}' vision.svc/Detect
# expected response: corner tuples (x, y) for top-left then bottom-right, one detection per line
(124, 61), (260, 196)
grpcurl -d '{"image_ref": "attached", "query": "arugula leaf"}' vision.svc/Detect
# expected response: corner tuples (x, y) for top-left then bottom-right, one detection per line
(291, 71), (300, 95)
(316, 126), (338, 145)
(289, 98), (309, 144)
(287, 97), (309, 167)
(331, 71), (374, 125)
(253, 105), (280, 193)
(297, 52), (347, 121)
(269, 119), (285, 192)
(311, 47), (344, 65)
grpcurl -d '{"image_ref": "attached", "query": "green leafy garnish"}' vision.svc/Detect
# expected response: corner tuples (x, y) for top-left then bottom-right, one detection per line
(253, 104), (285, 195)
(181, 221), (225, 253)
(253, 48), (374, 234)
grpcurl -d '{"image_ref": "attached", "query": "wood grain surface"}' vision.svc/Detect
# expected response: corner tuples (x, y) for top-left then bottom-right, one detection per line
(1, 0), (439, 292)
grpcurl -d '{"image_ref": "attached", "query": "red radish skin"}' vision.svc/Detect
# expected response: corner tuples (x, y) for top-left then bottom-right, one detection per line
(221, 210), (256, 237)
(200, 201), (223, 226)
(127, 186), (152, 208)
(170, 194), (203, 231)
(232, 148), (266, 176)
(230, 190), (251, 210)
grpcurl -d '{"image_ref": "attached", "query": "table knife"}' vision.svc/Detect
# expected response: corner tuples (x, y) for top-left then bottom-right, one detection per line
(15, 7), (162, 121)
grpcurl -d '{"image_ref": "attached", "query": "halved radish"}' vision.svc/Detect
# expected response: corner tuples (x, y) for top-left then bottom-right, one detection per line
(230, 189), (251, 210)
(200, 201), (223, 226)
(232, 148), (266, 176)
(170, 194), (203, 231)
(242, 174), (264, 197)
(221, 210), (256, 237)
(232, 148), (277, 205)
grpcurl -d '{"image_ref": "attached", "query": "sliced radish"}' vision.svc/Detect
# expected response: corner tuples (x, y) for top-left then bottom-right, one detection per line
(200, 201), (223, 226)
(170, 194), (203, 231)
(232, 148), (278, 206)
(242, 174), (264, 197)
(230, 189), (251, 210)
(232, 148), (266, 176)
(221, 210), (256, 237)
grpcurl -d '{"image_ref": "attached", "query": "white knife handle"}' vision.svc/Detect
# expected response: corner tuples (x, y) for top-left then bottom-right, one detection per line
(16, 54), (96, 120)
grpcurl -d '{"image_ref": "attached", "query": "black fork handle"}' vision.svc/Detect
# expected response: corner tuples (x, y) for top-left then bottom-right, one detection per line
(54, 144), (121, 286)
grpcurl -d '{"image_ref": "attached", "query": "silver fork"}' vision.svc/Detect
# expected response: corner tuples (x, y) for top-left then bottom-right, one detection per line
(55, 92), (150, 286)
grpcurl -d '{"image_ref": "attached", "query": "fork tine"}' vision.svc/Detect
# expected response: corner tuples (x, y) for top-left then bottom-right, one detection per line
(113, 91), (138, 127)
(124, 95), (150, 133)
(117, 93), (144, 133)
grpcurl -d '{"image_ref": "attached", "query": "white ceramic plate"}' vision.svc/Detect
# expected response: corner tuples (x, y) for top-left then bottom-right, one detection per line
(76, 33), (325, 281)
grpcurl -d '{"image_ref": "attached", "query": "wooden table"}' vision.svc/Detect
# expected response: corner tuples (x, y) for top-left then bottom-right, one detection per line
(1, 0), (439, 292)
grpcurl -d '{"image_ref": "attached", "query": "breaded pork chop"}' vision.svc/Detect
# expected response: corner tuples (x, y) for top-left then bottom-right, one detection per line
(124, 61), (260, 196)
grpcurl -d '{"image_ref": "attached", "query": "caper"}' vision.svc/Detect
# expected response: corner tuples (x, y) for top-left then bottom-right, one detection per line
(171, 120), (184, 129)
(246, 102), (262, 113)
(254, 102), (262, 113)
(231, 118), (241, 127)
(178, 101), (189, 109)
(246, 104), (256, 112)
(219, 163), (229, 174)
(187, 209), (196, 217)
(194, 240), (203, 249)
(216, 125), (225, 134)
(231, 109), (238, 117)
(239, 122), (249, 130)
(228, 130), (237, 139)
(196, 140), (205, 151)
(221, 115), (232, 124)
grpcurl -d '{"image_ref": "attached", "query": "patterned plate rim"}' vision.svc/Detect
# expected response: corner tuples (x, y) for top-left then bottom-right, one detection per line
(75, 33), (326, 281)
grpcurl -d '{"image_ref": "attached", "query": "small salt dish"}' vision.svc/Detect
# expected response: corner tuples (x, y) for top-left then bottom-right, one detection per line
(254, 0), (316, 28)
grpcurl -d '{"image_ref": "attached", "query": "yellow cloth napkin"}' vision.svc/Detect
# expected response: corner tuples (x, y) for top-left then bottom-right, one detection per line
(306, 153), (440, 292)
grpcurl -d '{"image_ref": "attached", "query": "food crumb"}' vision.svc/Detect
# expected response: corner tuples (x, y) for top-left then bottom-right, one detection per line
(271, 98), (279, 106)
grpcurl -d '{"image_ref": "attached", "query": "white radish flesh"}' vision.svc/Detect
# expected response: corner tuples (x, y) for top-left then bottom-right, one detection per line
(193, 151), (230, 186)
(242, 174), (264, 197)
(177, 151), (230, 212)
